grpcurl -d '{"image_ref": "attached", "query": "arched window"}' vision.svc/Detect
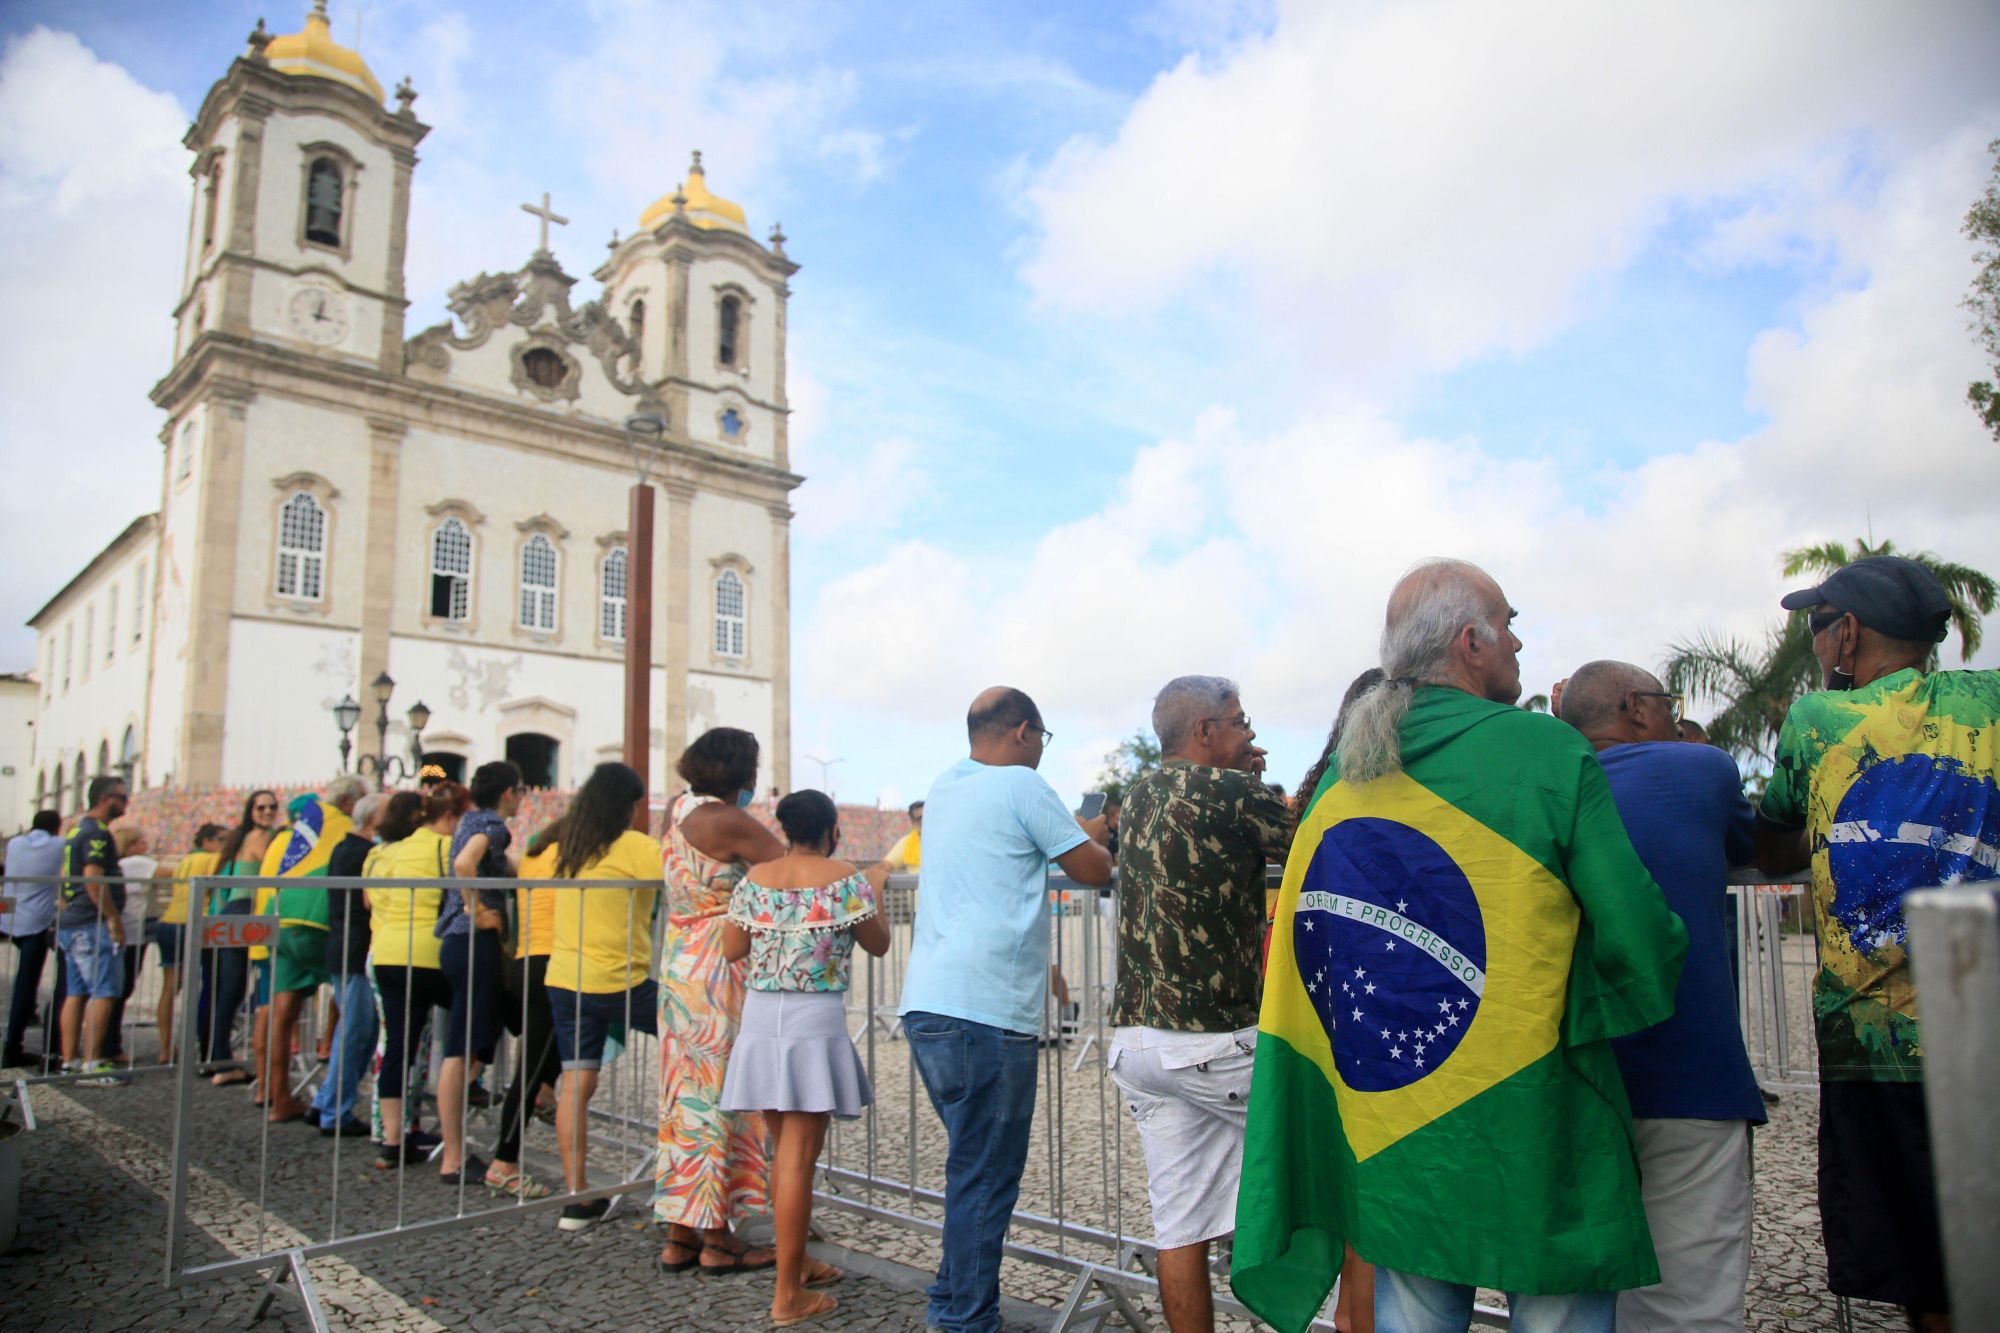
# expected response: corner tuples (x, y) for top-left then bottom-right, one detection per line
(97, 740), (110, 776)
(118, 727), (138, 784)
(276, 491), (327, 600)
(132, 562), (147, 643)
(629, 300), (646, 354)
(61, 623), (72, 693)
(304, 157), (343, 247)
(718, 294), (740, 367)
(600, 547), (628, 641)
(201, 161), (221, 252)
(522, 348), (567, 390)
(714, 569), (746, 658)
(33, 769), (45, 812)
(81, 606), (94, 682)
(73, 753), (87, 804)
(105, 588), (118, 663)
(519, 534), (558, 632)
(430, 518), (472, 621)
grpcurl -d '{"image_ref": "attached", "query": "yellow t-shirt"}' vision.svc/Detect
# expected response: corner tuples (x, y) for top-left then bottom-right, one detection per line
(884, 828), (921, 871)
(545, 830), (662, 995)
(515, 843), (560, 961)
(366, 830), (448, 970)
(164, 851), (219, 925)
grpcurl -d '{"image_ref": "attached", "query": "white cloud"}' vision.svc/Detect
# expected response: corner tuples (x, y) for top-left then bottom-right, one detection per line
(0, 28), (188, 666)
(1019, 0), (2000, 387)
(804, 122), (2000, 789)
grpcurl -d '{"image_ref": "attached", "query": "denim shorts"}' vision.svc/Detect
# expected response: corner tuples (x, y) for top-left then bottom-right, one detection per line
(546, 981), (658, 1071)
(59, 922), (123, 999)
(155, 922), (184, 969)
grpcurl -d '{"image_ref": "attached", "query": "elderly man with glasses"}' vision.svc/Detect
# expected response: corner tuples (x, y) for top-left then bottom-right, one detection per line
(1111, 676), (1293, 1333)
(1559, 660), (1763, 1332)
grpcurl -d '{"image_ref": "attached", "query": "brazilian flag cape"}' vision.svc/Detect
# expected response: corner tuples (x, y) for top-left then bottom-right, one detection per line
(1230, 689), (1687, 1330)
(270, 796), (351, 931)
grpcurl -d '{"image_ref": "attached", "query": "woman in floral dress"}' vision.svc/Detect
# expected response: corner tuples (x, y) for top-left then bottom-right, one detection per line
(655, 727), (786, 1274)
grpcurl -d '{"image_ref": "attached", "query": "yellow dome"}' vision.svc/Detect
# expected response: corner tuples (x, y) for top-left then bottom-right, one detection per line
(265, 2), (385, 103)
(639, 152), (749, 234)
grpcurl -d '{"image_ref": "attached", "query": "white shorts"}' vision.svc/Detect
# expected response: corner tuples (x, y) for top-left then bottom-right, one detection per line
(1107, 1026), (1255, 1250)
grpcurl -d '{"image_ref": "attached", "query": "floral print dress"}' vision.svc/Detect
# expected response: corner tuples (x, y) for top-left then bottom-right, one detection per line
(654, 792), (770, 1229)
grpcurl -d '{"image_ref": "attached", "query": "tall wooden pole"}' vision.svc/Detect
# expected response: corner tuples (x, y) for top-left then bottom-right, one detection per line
(623, 481), (655, 775)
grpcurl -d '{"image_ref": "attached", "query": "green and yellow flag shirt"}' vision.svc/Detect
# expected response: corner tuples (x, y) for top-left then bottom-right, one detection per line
(1230, 689), (1686, 1330)
(1758, 668), (2000, 1083)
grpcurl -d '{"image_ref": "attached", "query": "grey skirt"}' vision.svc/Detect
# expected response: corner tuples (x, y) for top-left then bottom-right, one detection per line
(719, 988), (874, 1119)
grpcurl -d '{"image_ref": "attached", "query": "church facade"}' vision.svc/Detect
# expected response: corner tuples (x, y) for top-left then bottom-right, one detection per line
(22, 4), (800, 819)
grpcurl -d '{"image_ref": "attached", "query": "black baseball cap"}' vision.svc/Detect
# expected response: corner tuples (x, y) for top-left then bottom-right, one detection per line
(1779, 554), (1952, 643)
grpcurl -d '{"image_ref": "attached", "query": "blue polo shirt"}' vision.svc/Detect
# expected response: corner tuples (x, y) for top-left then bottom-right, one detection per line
(898, 758), (1090, 1035)
(1599, 741), (1766, 1123)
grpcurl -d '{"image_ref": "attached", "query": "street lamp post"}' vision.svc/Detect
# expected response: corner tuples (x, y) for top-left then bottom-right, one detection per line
(333, 671), (431, 784)
(622, 412), (667, 775)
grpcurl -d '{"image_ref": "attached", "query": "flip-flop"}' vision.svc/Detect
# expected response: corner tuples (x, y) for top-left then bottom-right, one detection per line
(773, 1293), (838, 1327)
(698, 1243), (776, 1275)
(804, 1262), (844, 1288)
(210, 1070), (251, 1086)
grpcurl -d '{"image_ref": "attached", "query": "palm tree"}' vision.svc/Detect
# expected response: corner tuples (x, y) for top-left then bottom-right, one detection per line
(1780, 538), (1996, 661)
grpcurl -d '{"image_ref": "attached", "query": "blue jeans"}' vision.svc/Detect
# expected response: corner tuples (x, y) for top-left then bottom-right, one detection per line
(312, 971), (379, 1128)
(1375, 1267), (1616, 1333)
(904, 1011), (1039, 1333)
(545, 981), (658, 1071)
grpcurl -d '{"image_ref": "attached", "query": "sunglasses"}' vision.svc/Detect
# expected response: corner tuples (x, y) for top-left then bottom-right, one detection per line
(1808, 607), (1846, 635)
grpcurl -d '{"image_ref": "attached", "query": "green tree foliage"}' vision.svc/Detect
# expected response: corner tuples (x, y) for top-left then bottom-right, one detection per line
(1092, 729), (1161, 801)
(1965, 138), (2000, 443)
(1663, 538), (1996, 764)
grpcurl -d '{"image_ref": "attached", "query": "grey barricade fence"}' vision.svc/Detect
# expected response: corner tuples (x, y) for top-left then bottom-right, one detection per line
(1725, 869), (1818, 1090)
(164, 875), (669, 1328)
(0, 874), (187, 1094)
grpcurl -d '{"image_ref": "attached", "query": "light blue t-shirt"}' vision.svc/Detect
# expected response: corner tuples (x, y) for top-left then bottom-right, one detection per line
(897, 758), (1091, 1035)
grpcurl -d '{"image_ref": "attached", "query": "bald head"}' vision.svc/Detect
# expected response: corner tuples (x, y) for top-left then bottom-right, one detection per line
(1386, 559), (1506, 633)
(1559, 660), (1677, 749)
(967, 686), (1047, 769)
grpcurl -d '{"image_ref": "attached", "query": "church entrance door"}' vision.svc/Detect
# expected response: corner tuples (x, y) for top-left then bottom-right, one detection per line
(505, 733), (559, 789)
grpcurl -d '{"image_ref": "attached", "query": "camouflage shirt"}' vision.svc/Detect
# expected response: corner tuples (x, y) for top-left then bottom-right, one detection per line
(1114, 760), (1295, 1031)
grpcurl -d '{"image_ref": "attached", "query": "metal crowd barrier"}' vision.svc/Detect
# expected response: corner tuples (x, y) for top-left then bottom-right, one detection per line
(1726, 869), (1818, 1089)
(163, 875), (667, 1327)
(0, 874), (187, 1098)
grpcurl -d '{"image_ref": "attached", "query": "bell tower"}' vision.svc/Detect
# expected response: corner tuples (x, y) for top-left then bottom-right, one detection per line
(170, 2), (428, 375)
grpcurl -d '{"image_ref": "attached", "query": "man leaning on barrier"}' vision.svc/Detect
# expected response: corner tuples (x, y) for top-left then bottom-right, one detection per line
(57, 775), (132, 1085)
(898, 686), (1113, 1333)
(1560, 660), (1764, 1332)
(1111, 675), (1293, 1333)
(1755, 554), (2000, 1333)
(315, 788), (383, 1137)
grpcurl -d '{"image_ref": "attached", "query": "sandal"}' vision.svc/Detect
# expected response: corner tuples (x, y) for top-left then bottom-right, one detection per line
(804, 1260), (844, 1288)
(698, 1242), (776, 1275)
(773, 1292), (838, 1327)
(210, 1069), (251, 1087)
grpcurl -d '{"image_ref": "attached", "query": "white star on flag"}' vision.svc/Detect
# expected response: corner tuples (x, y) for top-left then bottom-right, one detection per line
(1388, 1046), (1402, 1059)
(1385, 941), (1397, 951)
(1439, 1000), (1452, 1013)
(1351, 1008), (1363, 1022)
(1396, 899), (1408, 912)
(1354, 967), (1366, 978)
(1364, 982), (1375, 995)
(1447, 1013), (1459, 1027)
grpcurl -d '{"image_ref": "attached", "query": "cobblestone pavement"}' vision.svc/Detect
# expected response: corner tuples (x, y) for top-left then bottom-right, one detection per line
(0, 912), (1912, 1331)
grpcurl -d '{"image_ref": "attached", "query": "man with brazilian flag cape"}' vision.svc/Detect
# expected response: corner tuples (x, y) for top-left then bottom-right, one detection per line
(1231, 561), (1688, 1331)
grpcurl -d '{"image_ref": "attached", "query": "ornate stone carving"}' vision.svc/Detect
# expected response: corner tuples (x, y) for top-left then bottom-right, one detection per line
(403, 251), (645, 394)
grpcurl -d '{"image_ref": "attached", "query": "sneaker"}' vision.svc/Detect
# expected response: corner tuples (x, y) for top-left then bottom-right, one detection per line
(77, 1061), (129, 1088)
(320, 1118), (372, 1138)
(557, 1198), (611, 1232)
(486, 1165), (552, 1199)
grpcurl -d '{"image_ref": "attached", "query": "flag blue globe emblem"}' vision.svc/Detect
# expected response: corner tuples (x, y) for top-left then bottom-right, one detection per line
(1292, 817), (1488, 1093)
(1827, 753), (2000, 953)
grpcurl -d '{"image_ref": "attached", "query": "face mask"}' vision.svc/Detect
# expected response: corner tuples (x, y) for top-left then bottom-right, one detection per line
(737, 789), (754, 808)
(1828, 667), (1856, 691)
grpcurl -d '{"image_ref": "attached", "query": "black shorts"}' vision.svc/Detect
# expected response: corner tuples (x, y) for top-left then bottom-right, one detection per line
(1818, 1081), (1949, 1312)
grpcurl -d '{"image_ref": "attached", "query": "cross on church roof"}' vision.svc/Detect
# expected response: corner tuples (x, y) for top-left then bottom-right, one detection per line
(520, 192), (569, 254)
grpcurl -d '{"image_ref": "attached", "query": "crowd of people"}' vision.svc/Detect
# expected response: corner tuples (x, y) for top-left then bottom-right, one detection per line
(0, 549), (1988, 1333)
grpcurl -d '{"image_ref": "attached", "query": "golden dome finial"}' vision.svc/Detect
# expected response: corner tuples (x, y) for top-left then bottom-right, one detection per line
(639, 152), (748, 235)
(265, 2), (386, 102)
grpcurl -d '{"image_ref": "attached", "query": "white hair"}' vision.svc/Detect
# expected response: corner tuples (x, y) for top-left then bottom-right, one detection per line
(1152, 675), (1240, 755)
(325, 774), (371, 808)
(1338, 559), (1500, 785)
(351, 792), (390, 831)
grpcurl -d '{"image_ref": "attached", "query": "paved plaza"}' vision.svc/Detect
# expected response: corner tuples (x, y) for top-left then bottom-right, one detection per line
(1, 1027), (1910, 1331)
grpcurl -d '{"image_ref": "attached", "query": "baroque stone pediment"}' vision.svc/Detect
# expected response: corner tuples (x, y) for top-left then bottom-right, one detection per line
(405, 252), (642, 396)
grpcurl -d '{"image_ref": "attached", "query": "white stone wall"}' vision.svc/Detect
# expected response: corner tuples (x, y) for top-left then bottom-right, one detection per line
(219, 618), (360, 785)
(254, 111), (395, 292)
(234, 395), (373, 626)
(30, 542), (156, 811)
(0, 678), (38, 830)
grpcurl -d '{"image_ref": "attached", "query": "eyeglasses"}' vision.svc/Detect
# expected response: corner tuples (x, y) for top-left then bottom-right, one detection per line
(252, 802), (278, 812)
(1808, 607), (1845, 635)
(1034, 727), (1054, 747)
(1203, 713), (1253, 731)
(1633, 691), (1684, 722)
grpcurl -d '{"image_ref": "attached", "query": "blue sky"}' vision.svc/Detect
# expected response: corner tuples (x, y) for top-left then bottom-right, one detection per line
(3, 1), (1998, 808)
